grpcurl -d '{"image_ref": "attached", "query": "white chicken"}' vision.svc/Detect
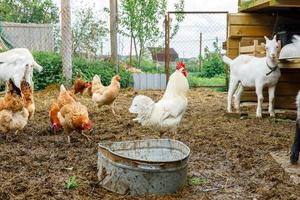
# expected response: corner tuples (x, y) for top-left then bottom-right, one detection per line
(129, 62), (189, 134)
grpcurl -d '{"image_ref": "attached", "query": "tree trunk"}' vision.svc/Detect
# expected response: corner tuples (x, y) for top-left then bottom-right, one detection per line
(61, 0), (72, 87)
(138, 47), (144, 68)
(129, 34), (132, 66)
(110, 0), (118, 72)
(133, 36), (139, 63)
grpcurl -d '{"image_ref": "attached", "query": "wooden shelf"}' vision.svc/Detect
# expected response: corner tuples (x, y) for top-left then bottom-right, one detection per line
(239, 0), (300, 12)
(279, 62), (300, 69)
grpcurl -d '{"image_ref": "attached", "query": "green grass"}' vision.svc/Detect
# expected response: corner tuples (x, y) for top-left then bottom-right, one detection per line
(188, 177), (209, 186)
(187, 73), (226, 87)
(64, 176), (79, 190)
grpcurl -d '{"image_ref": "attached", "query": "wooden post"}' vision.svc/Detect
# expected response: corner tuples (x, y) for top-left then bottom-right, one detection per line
(165, 14), (170, 84)
(61, 0), (72, 87)
(110, 0), (118, 72)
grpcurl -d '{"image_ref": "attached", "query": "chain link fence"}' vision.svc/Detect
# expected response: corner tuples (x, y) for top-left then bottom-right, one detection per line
(166, 12), (228, 89)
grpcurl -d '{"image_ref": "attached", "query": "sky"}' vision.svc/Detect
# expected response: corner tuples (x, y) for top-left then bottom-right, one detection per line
(53, 0), (238, 58)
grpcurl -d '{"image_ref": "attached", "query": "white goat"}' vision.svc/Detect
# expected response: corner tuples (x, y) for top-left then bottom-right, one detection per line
(223, 35), (281, 118)
(0, 48), (43, 88)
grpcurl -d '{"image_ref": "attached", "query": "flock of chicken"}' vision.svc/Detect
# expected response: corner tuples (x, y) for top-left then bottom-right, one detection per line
(0, 49), (189, 142)
(48, 73), (122, 142)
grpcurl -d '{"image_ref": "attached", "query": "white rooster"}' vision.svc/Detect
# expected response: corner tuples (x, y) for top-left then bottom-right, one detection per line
(129, 62), (189, 134)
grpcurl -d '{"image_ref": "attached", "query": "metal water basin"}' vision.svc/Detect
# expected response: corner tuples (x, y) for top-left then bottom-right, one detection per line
(97, 139), (190, 195)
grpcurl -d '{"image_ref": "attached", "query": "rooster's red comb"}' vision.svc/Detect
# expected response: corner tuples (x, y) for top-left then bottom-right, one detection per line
(176, 61), (186, 70)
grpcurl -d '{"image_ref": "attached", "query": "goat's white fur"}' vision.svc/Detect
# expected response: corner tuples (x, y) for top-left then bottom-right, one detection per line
(0, 48), (42, 88)
(223, 35), (281, 118)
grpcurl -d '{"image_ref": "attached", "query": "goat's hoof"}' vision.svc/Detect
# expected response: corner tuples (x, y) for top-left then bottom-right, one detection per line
(269, 112), (275, 118)
(290, 152), (299, 164)
(256, 115), (262, 119)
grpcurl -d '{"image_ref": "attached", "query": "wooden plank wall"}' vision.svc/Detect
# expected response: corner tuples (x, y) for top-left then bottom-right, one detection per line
(275, 68), (300, 109)
(227, 13), (275, 59)
(227, 13), (300, 110)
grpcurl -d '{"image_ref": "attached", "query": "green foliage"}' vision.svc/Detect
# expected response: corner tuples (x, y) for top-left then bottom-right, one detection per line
(72, 3), (108, 55)
(32, 52), (133, 90)
(33, 52), (63, 90)
(64, 176), (79, 190)
(200, 38), (225, 78)
(184, 59), (201, 73)
(0, 0), (59, 23)
(170, 0), (185, 38)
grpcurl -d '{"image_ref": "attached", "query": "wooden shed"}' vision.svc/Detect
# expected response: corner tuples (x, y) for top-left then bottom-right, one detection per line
(226, 0), (300, 115)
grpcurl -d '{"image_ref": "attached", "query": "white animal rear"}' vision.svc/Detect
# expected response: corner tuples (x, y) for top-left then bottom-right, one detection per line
(0, 48), (43, 88)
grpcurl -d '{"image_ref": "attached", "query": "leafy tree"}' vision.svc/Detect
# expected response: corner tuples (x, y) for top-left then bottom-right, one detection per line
(119, 0), (184, 67)
(72, 5), (109, 57)
(200, 38), (225, 78)
(0, 0), (58, 23)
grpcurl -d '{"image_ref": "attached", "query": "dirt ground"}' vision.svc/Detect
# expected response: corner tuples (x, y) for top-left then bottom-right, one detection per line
(0, 86), (299, 200)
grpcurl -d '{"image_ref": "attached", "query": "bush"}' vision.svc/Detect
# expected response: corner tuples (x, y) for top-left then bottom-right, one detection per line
(33, 52), (133, 90)
(199, 38), (225, 78)
(200, 53), (225, 78)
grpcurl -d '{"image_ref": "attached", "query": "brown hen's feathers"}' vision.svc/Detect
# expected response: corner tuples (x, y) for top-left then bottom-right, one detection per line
(73, 74), (92, 96)
(57, 85), (76, 108)
(49, 102), (61, 128)
(20, 80), (35, 118)
(74, 78), (87, 94)
(0, 80), (24, 112)
(58, 102), (90, 132)
(92, 75), (121, 106)
(91, 75), (105, 94)
(0, 80), (29, 133)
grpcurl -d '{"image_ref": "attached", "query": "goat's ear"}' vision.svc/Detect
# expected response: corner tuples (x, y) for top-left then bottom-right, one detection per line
(273, 34), (277, 41)
(264, 36), (269, 41)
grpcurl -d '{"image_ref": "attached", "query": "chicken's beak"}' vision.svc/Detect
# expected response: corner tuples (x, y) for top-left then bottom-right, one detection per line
(50, 123), (61, 133)
(84, 121), (92, 130)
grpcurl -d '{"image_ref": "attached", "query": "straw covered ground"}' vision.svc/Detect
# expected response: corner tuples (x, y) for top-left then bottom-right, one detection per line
(0, 86), (298, 199)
